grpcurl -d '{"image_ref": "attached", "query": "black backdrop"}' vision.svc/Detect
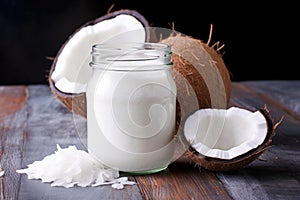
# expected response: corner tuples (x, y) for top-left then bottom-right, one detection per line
(0, 0), (298, 85)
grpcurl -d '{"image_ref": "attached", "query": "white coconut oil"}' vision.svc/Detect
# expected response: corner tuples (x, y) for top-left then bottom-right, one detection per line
(86, 43), (177, 173)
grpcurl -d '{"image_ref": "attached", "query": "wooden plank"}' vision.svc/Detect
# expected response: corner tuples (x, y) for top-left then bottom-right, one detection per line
(216, 82), (300, 200)
(18, 85), (143, 200)
(243, 80), (300, 117)
(135, 156), (233, 200)
(2, 82), (298, 199)
(0, 86), (28, 200)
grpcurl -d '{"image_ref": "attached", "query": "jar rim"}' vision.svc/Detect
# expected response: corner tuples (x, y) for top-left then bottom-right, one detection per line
(91, 42), (171, 52)
(90, 42), (172, 71)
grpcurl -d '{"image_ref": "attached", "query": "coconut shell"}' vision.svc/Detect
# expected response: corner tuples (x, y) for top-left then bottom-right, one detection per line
(159, 34), (231, 136)
(48, 9), (150, 117)
(186, 106), (283, 172)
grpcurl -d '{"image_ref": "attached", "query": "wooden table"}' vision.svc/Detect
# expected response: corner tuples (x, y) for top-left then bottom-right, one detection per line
(0, 80), (299, 200)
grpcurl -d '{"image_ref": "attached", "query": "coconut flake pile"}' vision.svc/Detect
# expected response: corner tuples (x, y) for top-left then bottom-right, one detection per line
(16, 144), (136, 189)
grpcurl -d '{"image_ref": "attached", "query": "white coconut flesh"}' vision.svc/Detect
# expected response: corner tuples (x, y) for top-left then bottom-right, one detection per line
(51, 14), (146, 94)
(184, 107), (268, 160)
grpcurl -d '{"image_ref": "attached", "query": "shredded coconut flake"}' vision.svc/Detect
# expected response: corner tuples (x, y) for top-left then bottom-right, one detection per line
(16, 144), (136, 189)
(0, 169), (4, 177)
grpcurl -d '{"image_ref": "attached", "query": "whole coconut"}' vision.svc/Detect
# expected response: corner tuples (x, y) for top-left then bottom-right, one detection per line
(159, 32), (231, 136)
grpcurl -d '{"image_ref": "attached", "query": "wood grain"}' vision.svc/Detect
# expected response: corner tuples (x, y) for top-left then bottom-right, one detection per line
(0, 86), (28, 200)
(135, 157), (232, 200)
(243, 80), (300, 117)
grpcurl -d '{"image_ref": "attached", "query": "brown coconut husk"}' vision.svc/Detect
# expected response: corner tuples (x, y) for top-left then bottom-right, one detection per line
(48, 9), (150, 117)
(159, 26), (231, 137)
(185, 105), (284, 172)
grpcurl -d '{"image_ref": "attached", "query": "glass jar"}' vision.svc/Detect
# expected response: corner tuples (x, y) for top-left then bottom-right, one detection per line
(86, 42), (177, 174)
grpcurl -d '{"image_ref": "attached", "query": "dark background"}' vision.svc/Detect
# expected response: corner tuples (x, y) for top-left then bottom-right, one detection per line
(0, 0), (298, 85)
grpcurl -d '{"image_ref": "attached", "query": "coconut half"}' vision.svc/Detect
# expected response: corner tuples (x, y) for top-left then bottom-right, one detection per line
(49, 9), (150, 116)
(183, 106), (283, 171)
